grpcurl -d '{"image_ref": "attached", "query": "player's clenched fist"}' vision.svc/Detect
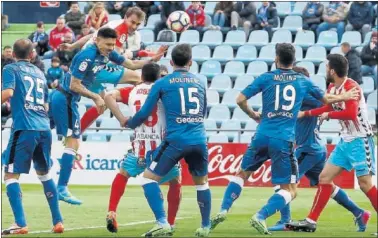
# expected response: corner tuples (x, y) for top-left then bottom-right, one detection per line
(151, 45), (169, 62)
(94, 96), (106, 114)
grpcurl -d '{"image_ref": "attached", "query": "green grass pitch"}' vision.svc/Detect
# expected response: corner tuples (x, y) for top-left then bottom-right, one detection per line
(1, 184), (376, 237)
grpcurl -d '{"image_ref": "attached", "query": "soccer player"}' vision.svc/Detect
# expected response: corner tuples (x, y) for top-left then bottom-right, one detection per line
(210, 43), (360, 235)
(2, 39), (63, 235)
(268, 66), (371, 232)
(125, 44), (211, 237)
(104, 63), (182, 233)
(286, 54), (377, 232)
(49, 27), (164, 205)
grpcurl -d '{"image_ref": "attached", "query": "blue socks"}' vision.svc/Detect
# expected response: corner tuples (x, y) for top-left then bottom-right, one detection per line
(258, 189), (292, 220)
(57, 148), (76, 191)
(221, 177), (244, 212)
(196, 183), (211, 228)
(332, 186), (364, 217)
(274, 186), (291, 222)
(142, 180), (168, 225)
(6, 179), (27, 227)
(39, 175), (63, 225)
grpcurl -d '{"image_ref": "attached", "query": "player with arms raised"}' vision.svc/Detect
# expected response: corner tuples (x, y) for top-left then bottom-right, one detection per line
(103, 63), (182, 233)
(125, 44), (211, 237)
(286, 54), (377, 232)
(2, 39), (63, 235)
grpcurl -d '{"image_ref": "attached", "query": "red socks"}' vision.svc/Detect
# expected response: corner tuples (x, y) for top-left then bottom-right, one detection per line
(307, 184), (333, 222)
(167, 183), (182, 226)
(366, 186), (377, 212)
(108, 173), (128, 212)
(80, 106), (100, 133)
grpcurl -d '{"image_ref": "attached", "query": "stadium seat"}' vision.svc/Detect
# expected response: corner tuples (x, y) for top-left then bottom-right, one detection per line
(281, 15), (303, 32)
(224, 61), (245, 78)
(311, 75), (327, 91)
(275, 2), (292, 17)
(362, 77), (375, 97)
(296, 61), (315, 75)
(363, 31), (373, 45)
(270, 29), (292, 44)
(316, 30), (338, 49)
(221, 120), (241, 141)
(340, 31), (362, 47)
(368, 108), (376, 126)
(179, 30), (200, 45)
(330, 46), (343, 55)
(235, 45), (257, 63)
(145, 44), (161, 53)
(208, 105), (231, 126)
(206, 89), (220, 107)
(164, 45), (175, 59)
(295, 45), (303, 61)
(43, 59), (51, 73)
(84, 132), (109, 142)
(294, 30), (315, 50)
(205, 14), (212, 27)
(355, 46), (363, 53)
(234, 75), (254, 91)
(247, 93), (262, 109)
(221, 89), (240, 108)
(109, 14), (122, 21)
(208, 133), (228, 143)
(99, 118), (122, 134)
(317, 61), (327, 76)
(232, 107), (251, 126)
(200, 60), (222, 78)
(257, 45), (276, 64)
(212, 45), (234, 63)
(290, 1), (307, 16)
(205, 119), (218, 136)
(271, 64), (276, 71)
(245, 119), (259, 131)
(320, 120), (342, 132)
(200, 30), (223, 48)
(109, 132), (131, 142)
(189, 61), (199, 74)
(246, 61), (268, 77)
(2, 129), (11, 141)
(51, 130), (59, 142)
(156, 30), (177, 45)
(138, 29), (154, 45)
(158, 59), (173, 73)
(247, 30), (269, 49)
(209, 75), (232, 94)
(192, 45), (211, 63)
(78, 1), (86, 12)
(78, 105), (87, 116)
(204, 2), (217, 16)
(183, 1), (191, 10)
(304, 45), (327, 65)
(224, 30), (246, 48)
(118, 104), (132, 118)
(240, 133), (253, 143)
(196, 74), (208, 89)
(145, 14), (161, 30)
(367, 90), (377, 110)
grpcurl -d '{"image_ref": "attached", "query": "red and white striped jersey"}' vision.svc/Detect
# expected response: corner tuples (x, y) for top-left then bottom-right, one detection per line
(119, 84), (166, 158)
(86, 19), (128, 48)
(328, 79), (373, 141)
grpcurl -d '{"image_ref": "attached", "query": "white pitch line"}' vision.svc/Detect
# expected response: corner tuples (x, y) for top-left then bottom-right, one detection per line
(29, 217), (190, 234)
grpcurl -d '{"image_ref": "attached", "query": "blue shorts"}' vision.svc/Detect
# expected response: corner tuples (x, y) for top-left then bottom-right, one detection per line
(122, 151), (181, 184)
(95, 63), (125, 86)
(49, 90), (81, 139)
(3, 130), (52, 174)
(328, 137), (376, 177)
(147, 141), (209, 178)
(296, 147), (326, 186)
(241, 134), (298, 185)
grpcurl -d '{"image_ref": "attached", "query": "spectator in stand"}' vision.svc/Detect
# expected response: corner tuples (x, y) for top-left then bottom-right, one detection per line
(86, 2), (109, 30)
(302, 2), (324, 32)
(30, 48), (45, 72)
(77, 24), (93, 40)
(160, 64), (168, 77)
(186, 1), (205, 32)
(211, 2), (234, 30)
(125, 29), (142, 59)
(135, 1), (159, 19)
(230, 2), (256, 37)
(65, 2), (86, 36)
(254, 2), (278, 39)
(28, 21), (49, 57)
(56, 32), (79, 72)
(345, 2), (374, 40)
(106, 1), (133, 18)
(341, 42), (363, 84)
(154, 2), (185, 37)
(84, 2), (96, 14)
(361, 31), (378, 84)
(1, 46), (15, 70)
(316, 1), (349, 43)
(44, 17), (73, 59)
(46, 57), (65, 89)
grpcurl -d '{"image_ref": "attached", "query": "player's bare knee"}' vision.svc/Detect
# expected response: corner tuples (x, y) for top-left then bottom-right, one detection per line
(236, 170), (251, 182)
(318, 171), (333, 184)
(358, 175), (373, 193)
(4, 172), (20, 181)
(35, 170), (48, 176)
(192, 175), (208, 185)
(66, 137), (79, 151)
(142, 169), (161, 182)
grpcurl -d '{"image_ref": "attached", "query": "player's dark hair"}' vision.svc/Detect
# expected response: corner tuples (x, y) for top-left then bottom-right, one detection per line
(97, 27), (117, 39)
(13, 39), (33, 59)
(171, 44), (192, 67)
(3, 45), (12, 50)
(293, 66), (310, 77)
(327, 54), (349, 78)
(142, 63), (161, 83)
(126, 6), (146, 21)
(276, 43), (296, 67)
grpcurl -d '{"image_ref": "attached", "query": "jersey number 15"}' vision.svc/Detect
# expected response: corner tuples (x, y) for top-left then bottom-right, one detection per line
(179, 87), (200, 115)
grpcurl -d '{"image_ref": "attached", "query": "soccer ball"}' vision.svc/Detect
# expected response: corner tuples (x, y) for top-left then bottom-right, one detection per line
(166, 11), (190, 33)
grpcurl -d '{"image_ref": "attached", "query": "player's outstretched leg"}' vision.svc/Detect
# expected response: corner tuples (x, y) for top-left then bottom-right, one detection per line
(2, 174), (28, 235)
(194, 178), (211, 237)
(167, 178), (182, 230)
(80, 106), (101, 133)
(268, 186), (292, 232)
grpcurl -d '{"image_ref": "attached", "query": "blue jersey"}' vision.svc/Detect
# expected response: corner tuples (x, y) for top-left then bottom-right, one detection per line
(127, 69), (207, 145)
(295, 94), (326, 152)
(2, 61), (50, 131)
(46, 66), (64, 86)
(241, 69), (325, 142)
(61, 44), (125, 101)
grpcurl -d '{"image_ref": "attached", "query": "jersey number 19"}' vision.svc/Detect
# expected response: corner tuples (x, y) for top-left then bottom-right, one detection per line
(274, 85), (296, 111)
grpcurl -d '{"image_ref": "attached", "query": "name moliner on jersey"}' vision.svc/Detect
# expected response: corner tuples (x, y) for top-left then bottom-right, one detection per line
(170, 77), (200, 84)
(274, 75), (297, 81)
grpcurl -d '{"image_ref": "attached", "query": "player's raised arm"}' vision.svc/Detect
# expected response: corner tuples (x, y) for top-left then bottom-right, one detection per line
(1, 66), (15, 103)
(237, 75), (264, 121)
(59, 33), (93, 51)
(121, 45), (168, 70)
(104, 87), (133, 127)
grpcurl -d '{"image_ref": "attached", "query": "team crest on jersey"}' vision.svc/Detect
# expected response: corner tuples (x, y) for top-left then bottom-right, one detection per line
(79, 61), (88, 72)
(119, 34), (127, 44)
